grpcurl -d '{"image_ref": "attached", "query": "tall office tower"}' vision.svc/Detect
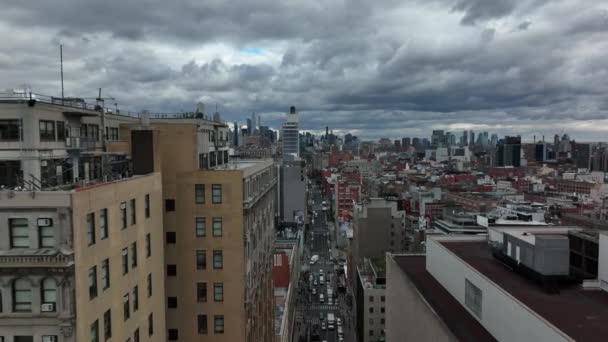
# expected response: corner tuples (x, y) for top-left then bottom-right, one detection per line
(496, 136), (522, 167)
(246, 118), (253, 136)
(490, 134), (499, 146)
(470, 131), (475, 146)
(482, 132), (489, 146)
(412, 138), (420, 148)
(573, 142), (591, 169)
(233, 122), (239, 146)
(535, 142), (547, 162)
(121, 119), (274, 341)
(0, 95), (167, 341)
(281, 106), (300, 159)
(462, 131), (468, 146)
(402, 137), (411, 148)
(251, 112), (257, 135)
(431, 130), (445, 148)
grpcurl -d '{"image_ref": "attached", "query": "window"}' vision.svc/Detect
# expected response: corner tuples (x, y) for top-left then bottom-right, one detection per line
(145, 233), (151, 258)
(166, 232), (176, 244)
(13, 278), (32, 312)
(197, 282), (207, 302)
(465, 279), (483, 318)
(123, 293), (130, 321)
(87, 213), (96, 246)
(122, 248), (129, 274)
(130, 199), (136, 225)
(56, 121), (65, 140)
(14, 336), (33, 342)
(195, 184), (205, 204)
(369, 318), (374, 325)
(212, 217), (223, 237)
(381, 318), (385, 324)
(148, 313), (154, 336)
(369, 296), (374, 302)
(89, 266), (98, 299)
(10, 218), (29, 248)
(120, 202), (127, 229)
(147, 273), (152, 297)
(39, 120), (55, 141)
(369, 330), (374, 337)
(144, 194), (150, 218)
(133, 286), (139, 312)
(214, 315), (224, 334)
(103, 309), (112, 340)
(369, 307), (374, 313)
(91, 319), (99, 342)
(198, 314), (208, 334)
(167, 296), (177, 308)
(381, 295), (385, 302)
(90, 124), (100, 141)
(167, 264), (177, 276)
(213, 283), (224, 302)
(165, 199), (175, 212)
(380, 307), (385, 313)
(99, 209), (108, 240)
(39, 223), (55, 248)
(41, 278), (57, 308)
(195, 217), (206, 237)
(131, 242), (138, 268)
(133, 328), (140, 342)
(168, 329), (178, 340)
(213, 250), (223, 269)
(0, 119), (21, 141)
(196, 250), (207, 270)
(101, 259), (110, 290)
(212, 184), (222, 204)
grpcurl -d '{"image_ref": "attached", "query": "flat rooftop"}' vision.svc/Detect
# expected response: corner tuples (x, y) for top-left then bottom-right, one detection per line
(393, 255), (497, 342)
(441, 241), (608, 342)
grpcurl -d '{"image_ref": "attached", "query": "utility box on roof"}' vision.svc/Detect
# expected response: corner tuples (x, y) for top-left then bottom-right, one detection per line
(503, 231), (569, 276)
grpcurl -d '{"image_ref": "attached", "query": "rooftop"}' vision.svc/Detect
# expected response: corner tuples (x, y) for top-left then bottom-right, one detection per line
(392, 255), (496, 342)
(441, 240), (608, 342)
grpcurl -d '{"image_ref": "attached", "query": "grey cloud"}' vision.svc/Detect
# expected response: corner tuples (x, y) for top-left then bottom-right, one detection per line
(0, 0), (607, 141)
(517, 21), (532, 31)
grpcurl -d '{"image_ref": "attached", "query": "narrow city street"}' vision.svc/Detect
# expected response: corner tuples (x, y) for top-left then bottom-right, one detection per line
(294, 184), (355, 342)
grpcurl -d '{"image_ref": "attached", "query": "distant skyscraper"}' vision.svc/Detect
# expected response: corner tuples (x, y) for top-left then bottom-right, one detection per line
(247, 118), (252, 136)
(282, 106), (300, 158)
(431, 130), (445, 148)
(412, 137), (420, 148)
(462, 131), (468, 146)
(497, 136), (522, 167)
(233, 121), (239, 146)
(470, 131), (475, 146)
(490, 134), (498, 146)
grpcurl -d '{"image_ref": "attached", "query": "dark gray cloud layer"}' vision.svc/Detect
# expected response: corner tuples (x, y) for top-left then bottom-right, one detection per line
(1, 0), (608, 140)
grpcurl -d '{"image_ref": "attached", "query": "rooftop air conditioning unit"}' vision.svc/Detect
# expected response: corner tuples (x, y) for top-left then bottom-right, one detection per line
(37, 218), (53, 227)
(41, 303), (55, 312)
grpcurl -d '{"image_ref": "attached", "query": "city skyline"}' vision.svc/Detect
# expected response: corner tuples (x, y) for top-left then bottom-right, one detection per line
(1, 0), (608, 141)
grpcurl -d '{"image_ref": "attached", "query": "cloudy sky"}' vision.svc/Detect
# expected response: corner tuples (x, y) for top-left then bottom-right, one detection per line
(1, 0), (607, 141)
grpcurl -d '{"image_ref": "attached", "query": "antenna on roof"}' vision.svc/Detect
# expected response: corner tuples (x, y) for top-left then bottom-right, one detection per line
(60, 45), (64, 100)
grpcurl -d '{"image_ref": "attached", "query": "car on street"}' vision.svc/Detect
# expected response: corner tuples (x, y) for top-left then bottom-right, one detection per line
(319, 312), (324, 321)
(328, 323), (335, 330)
(321, 322), (326, 331)
(319, 269), (324, 275)
(312, 288), (316, 295)
(313, 279), (317, 285)
(337, 317), (342, 326)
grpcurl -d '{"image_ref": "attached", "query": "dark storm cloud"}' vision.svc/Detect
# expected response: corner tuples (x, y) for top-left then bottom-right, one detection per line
(0, 0), (607, 141)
